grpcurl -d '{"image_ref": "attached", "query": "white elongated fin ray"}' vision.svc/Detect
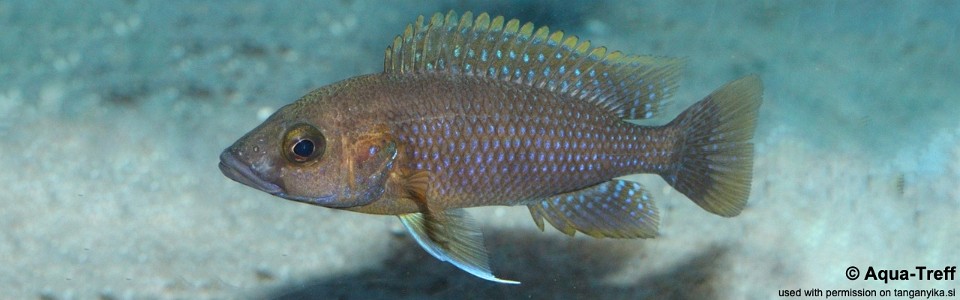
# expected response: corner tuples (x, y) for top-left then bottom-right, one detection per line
(398, 209), (520, 284)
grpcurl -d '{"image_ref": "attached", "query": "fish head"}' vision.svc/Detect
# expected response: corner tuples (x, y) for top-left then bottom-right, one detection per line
(219, 94), (397, 209)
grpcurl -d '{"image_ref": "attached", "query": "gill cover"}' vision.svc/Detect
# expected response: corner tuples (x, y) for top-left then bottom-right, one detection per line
(339, 125), (398, 207)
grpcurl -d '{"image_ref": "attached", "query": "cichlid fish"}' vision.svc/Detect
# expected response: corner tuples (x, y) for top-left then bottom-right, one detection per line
(219, 11), (762, 284)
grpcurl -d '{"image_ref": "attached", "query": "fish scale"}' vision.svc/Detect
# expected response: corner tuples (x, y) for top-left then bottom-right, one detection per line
(219, 11), (761, 284)
(379, 74), (669, 209)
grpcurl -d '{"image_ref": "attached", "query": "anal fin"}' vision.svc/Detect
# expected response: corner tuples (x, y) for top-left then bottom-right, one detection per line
(399, 209), (519, 284)
(528, 180), (659, 238)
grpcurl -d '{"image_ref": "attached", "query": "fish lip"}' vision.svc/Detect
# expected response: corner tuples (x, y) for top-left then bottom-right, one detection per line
(219, 151), (344, 207)
(218, 151), (283, 195)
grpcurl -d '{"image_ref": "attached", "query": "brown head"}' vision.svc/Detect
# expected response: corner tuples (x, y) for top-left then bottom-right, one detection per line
(218, 75), (399, 209)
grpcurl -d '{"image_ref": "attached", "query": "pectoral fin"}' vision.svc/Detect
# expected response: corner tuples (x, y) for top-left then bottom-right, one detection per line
(528, 180), (659, 238)
(398, 209), (519, 284)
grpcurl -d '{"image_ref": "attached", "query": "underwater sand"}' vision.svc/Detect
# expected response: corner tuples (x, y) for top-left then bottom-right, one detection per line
(2, 0), (957, 299)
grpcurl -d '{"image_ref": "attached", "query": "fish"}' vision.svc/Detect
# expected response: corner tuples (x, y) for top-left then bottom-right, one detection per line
(218, 11), (762, 284)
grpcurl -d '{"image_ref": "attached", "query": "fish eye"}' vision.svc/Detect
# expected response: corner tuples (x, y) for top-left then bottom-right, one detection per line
(283, 124), (325, 163)
(292, 139), (314, 157)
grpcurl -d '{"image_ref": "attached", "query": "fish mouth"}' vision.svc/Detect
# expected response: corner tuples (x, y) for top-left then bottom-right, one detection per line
(218, 151), (283, 195)
(218, 151), (342, 206)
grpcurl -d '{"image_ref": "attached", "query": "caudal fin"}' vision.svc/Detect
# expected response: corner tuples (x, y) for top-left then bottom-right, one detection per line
(662, 75), (762, 217)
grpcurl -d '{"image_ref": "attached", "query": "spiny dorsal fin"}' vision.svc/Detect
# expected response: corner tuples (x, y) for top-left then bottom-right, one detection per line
(384, 10), (683, 120)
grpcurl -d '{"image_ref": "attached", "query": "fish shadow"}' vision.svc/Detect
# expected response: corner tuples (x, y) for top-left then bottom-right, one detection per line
(259, 229), (729, 300)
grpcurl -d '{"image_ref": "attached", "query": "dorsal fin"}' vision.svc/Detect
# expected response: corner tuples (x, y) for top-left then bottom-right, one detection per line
(384, 10), (684, 119)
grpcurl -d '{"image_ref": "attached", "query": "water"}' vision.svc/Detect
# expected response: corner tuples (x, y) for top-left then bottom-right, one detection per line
(1, 0), (957, 298)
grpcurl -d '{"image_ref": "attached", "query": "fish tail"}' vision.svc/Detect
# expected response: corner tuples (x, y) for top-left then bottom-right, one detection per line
(661, 75), (762, 217)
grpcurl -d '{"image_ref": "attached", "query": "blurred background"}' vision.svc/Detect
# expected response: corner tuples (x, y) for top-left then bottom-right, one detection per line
(1, 0), (957, 298)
